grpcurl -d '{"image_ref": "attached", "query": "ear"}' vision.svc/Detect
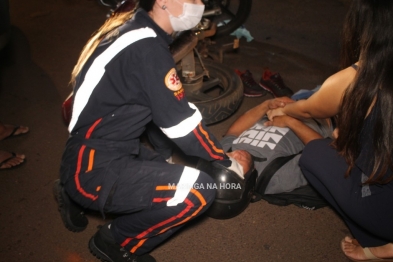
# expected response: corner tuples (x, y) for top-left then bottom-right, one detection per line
(155, 0), (167, 9)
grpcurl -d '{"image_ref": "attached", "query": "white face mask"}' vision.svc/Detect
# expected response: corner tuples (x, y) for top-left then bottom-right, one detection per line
(166, 1), (205, 31)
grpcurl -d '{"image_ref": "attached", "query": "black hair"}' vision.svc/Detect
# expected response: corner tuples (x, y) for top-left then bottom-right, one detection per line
(335, 0), (393, 184)
(139, 0), (156, 12)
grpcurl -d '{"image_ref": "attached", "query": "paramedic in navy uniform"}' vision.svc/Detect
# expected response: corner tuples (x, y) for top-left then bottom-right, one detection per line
(56, 0), (247, 261)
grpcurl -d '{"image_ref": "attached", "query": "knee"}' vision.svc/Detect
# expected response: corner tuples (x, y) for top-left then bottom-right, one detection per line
(194, 171), (216, 208)
(299, 138), (333, 170)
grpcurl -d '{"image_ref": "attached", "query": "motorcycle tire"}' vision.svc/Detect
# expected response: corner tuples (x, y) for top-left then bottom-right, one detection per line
(183, 59), (243, 125)
(206, 0), (252, 37)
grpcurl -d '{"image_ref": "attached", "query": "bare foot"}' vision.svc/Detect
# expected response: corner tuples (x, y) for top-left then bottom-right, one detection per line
(0, 150), (25, 169)
(0, 124), (29, 141)
(341, 236), (393, 261)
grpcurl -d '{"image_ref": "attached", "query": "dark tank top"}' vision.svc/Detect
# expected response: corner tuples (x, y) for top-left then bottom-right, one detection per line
(355, 99), (393, 180)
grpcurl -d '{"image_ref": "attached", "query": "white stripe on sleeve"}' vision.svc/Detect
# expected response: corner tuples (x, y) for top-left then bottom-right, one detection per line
(160, 103), (202, 139)
(69, 27), (157, 132)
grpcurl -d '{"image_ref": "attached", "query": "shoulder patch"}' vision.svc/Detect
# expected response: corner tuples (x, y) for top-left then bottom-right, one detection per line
(165, 68), (182, 91)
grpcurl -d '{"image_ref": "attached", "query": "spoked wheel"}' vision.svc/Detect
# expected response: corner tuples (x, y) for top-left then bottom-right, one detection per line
(182, 59), (243, 125)
(203, 0), (252, 37)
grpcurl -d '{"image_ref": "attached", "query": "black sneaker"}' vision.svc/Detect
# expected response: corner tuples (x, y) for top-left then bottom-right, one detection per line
(235, 69), (268, 97)
(53, 179), (88, 232)
(89, 223), (156, 262)
(259, 69), (294, 98)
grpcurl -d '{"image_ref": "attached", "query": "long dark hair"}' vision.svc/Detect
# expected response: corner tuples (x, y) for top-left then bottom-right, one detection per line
(335, 0), (393, 184)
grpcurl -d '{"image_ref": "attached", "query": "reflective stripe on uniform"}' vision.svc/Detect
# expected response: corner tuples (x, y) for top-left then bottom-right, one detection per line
(69, 27), (157, 132)
(167, 166), (200, 207)
(160, 103), (202, 139)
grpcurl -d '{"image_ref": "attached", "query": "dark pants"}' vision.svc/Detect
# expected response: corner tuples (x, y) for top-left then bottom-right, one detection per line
(64, 143), (215, 255)
(299, 138), (393, 247)
(108, 164), (215, 255)
(145, 122), (174, 160)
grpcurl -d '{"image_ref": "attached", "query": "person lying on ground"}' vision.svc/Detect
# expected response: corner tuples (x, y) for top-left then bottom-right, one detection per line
(221, 97), (333, 194)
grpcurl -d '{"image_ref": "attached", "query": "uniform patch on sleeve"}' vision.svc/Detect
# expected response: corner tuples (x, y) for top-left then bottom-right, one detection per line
(174, 88), (185, 101)
(165, 68), (182, 91)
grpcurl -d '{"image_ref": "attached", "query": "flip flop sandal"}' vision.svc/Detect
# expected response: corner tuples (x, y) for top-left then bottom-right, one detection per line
(348, 247), (393, 261)
(362, 248), (393, 261)
(3, 125), (29, 139)
(0, 152), (24, 169)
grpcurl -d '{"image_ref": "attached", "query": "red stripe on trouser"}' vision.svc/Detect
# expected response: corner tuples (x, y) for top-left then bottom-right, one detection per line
(120, 198), (194, 248)
(120, 186), (208, 253)
(74, 145), (98, 200)
(73, 118), (102, 200)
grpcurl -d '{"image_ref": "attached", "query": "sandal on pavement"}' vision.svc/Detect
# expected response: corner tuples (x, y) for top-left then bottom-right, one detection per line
(350, 248), (393, 262)
(0, 124), (29, 141)
(342, 237), (393, 262)
(0, 151), (25, 170)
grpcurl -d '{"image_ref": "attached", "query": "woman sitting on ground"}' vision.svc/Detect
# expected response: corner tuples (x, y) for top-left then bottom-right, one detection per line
(267, 0), (393, 260)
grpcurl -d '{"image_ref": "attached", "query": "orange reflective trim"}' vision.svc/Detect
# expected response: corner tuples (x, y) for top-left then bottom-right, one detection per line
(128, 201), (193, 253)
(73, 119), (102, 201)
(127, 187), (208, 253)
(131, 239), (148, 254)
(190, 188), (207, 206)
(156, 185), (176, 191)
(193, 129), (223, 160)
(96, 186), (101, 192)
(158, 189), (206, 234)
(121, 186), (176, 247)
(197, 123), (224, 154)
(74, 145), (98, 201)
(87, 149), (95, 172)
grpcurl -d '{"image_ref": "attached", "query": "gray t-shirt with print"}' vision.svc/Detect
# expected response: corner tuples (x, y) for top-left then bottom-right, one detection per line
(220, 116), (333, 194)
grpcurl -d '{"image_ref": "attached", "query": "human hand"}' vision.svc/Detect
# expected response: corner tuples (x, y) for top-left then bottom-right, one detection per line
(332, 128), (339, 139)
(227, 150), (253, 176)
(267, 107), (286, 121)
(267, 97), (294, 110)
(263, 115), (291, 128)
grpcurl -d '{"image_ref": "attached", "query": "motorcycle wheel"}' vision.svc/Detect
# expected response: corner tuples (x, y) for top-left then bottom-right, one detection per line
(204, 0), (252, 37)
(182, 59), (243, 125)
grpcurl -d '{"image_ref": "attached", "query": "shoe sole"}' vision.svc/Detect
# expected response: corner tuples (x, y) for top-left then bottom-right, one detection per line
(53, 179), (88, 232)
(244, 92), (266, 98)
(89, 236), (114, 262)
(259, 82), (294, 98)
(258, 83), (277, 97)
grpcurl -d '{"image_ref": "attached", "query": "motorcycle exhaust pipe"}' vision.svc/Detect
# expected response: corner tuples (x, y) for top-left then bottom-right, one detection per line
(203, 8), (222, 16)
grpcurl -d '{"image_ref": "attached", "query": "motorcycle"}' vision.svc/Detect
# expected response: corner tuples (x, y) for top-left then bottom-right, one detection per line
(62, 0), (252, 125)
(99, 0), (252, 37)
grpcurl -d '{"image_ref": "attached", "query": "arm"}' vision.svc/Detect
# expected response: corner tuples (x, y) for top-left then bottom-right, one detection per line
(264, 115), (323, 145)
(226, 97), (294, 137)
(140, 42), (227, 161)
(267, 66), (357, 120)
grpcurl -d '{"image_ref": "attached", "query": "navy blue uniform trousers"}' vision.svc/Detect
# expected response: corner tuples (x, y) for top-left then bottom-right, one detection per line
(65, 145), (215, 255)
(299, 138), (393, 247)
